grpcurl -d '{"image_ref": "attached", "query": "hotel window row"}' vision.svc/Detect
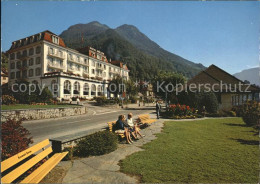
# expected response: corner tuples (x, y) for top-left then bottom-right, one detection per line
(10, 68), (41, 79)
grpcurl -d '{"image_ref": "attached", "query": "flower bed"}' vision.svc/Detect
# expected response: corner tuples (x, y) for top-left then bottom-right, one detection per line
(163, 104), (200, 119)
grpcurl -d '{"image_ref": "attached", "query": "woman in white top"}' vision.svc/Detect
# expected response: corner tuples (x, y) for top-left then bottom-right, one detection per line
(127, 113), (145, 139)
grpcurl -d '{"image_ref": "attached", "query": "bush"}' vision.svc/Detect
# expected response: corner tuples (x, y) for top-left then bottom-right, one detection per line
(2, 95), (17, 105)
(197, 92), (218, 113)
(241, 101), (260, 127)
(1, 119), (33, 160)
(129, 96), (138, 103)
(39, 87), (53, 103)
(73, 131), (118, 157)
(94, 96), (109, 105)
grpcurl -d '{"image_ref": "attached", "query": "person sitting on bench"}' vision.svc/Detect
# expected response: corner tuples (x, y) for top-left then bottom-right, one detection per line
(127, 113), (145, 139)
(116, 115), (133, 144)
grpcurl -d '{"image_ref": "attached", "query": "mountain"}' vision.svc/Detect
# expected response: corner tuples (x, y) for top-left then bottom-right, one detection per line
(60, 21), (205, 80)
(234, 67), (260, 86)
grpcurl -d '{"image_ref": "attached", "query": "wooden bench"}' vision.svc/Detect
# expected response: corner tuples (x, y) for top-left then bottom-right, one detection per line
(138, 114), (157, 124)
(107, 121), (125, 139)
(1, 139), (68, 184)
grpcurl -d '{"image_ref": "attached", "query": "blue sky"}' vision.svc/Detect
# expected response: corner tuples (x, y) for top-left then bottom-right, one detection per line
(2, 1), (259, 74)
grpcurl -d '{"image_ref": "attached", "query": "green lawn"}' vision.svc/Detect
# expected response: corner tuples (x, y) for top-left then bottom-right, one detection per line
(1, 104), (80, 110)
(120, 118), (259, 183)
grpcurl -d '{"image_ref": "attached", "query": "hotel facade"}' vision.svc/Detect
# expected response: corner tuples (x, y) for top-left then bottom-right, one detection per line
(7, 31), (129, 99)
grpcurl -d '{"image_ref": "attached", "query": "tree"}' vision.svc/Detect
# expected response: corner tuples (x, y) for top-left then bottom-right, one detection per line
(125, 79), (138, 97)
(39, 87), (53, 103)
(197, 91), (219, 113)
(151, 71), (186, 103)
(1, 52), (8, 71)
(108, 75), (126, 97)
(1, 119), (33, 160)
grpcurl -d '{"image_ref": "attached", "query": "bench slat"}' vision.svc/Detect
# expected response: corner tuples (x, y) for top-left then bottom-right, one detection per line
(2, 146), (52, 183)
(20, 151), (68, 184)
(1, 139), (50, 173)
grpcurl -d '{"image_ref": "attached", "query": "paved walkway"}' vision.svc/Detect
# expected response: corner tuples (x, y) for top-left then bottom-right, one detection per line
(50, 113), (163, 183)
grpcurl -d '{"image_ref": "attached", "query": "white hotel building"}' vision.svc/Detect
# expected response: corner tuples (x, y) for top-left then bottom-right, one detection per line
(7, 30), (129, 99)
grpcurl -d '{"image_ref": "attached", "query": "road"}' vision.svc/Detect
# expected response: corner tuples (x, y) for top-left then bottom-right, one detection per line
(23, 104), (155, 144)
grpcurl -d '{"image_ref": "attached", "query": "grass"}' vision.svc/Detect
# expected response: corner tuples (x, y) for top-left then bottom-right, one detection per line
(2, 104), (80, 110)
(120, 118), (259, 183)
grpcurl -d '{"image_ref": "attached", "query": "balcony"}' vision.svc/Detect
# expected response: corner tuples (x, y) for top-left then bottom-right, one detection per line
(48, 49), (65, 59)
(17, 54), (29, 60)
(48, 63), (64, 70)
(83, 72), (89, 79)
(67, 56), (81, 64)
(96, 65), (104, 71)
(67, 67), (75, 72)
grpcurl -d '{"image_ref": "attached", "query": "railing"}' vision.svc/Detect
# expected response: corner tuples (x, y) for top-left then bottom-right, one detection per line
(96, 65), (104, 70)
(48, 49), (65, 59)
(48, 63), (64, 70)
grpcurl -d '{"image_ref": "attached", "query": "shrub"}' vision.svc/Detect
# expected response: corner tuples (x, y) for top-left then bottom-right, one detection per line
(2, 95), (17, 105)
(226, 110), (237, 117)
(39, 87), (53, 103)
(94, 96), (109, 105)
(129, 96), (138, 103)
(197, 92), (218, 113)
(241, 101), (260, 127)
(1, 119), (33, 160)
(73, 131), (118, 157)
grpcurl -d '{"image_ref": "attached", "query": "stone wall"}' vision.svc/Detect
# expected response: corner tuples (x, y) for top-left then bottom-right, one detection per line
(1, 106), (88, 122)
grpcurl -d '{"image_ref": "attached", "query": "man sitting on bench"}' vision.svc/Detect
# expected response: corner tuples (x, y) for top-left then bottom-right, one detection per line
(115, 115), (133, 144)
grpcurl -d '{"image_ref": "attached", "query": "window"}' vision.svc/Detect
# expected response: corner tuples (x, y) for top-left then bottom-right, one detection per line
(29, 48), (34, 56)
(97, 85), (102, 96)
(92, 60), (95, 66)
(59, 51), (62, 57)
(64, 80), (71, 94)
(17, 52), (21, 59)
(29, 69), (34, 77)
(10, 53), (15, 60)
(92, 69), (95, 74)
(11, 62), (15, 69)
(69, 62), (73, 68)
(104, 65), (106, 70)
(16, 61), (21, 69)
(36, 46), (41, 54)
(84, 59), (88, 65)
(22, 70), (27, 78)
(83, 83), (89, 95)
(16, 71), (21, 79)
(50, 48), (54, 54)
(22, 60), (27, 67)
(91, 84), (96, 96)
(36, 68), (41, 76)
(49, 58), (54, 65)
(52, 36), (59, 44)
(58, 59), (63, 66)
(36, 57), (41, 64)
(11, 72), (15, 79)
(77, 65), (80, 71)
(103, 72), (106, 77)
(22, 50), (27, 57)
(29, 58), (34, 66)
(51, 80), (58, 95)
(30, 36), (34, 43)
(73, 82), (80, 94)
(77, 56), (80, 62)
(37, 34), (42, 41)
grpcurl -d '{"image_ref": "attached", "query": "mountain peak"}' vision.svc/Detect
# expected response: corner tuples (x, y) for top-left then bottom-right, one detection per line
(116, 24), (139, 32)
(87, 21), (109, 29)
